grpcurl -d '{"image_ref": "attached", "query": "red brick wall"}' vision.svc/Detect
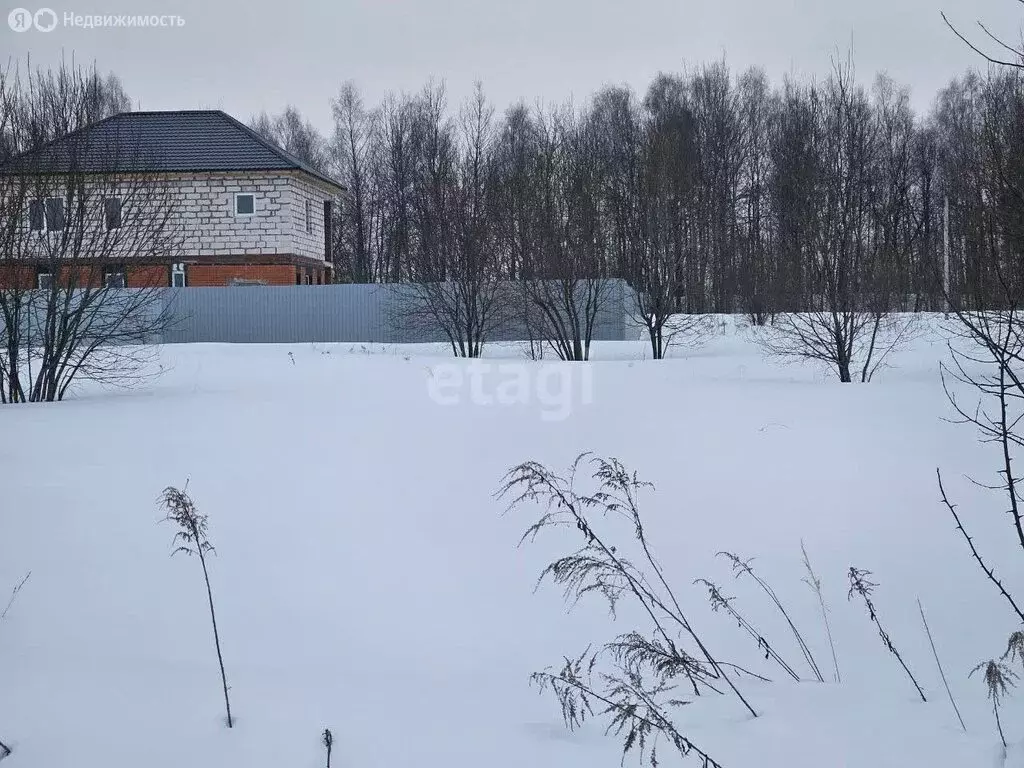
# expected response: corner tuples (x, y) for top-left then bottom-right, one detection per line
(0, 262), (325, 288)
(187, 264), (298, 287)
(0, 265), (165, 289)
(127, 265), (170, 288)
(0, 266), (99, 289)
(64, 266), (103, 288)
(0, 266), (39, 290)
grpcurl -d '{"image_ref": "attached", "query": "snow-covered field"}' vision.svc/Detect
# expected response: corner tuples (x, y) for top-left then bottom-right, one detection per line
(2, 318), (1023, 767)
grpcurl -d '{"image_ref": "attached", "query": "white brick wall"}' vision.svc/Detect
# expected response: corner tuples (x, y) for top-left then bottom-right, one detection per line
(285, 175), (331, 261)
(166, 171), (334, 260)
(9, 170), (337, 262)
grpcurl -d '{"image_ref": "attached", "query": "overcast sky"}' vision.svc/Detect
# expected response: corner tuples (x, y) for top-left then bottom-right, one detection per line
(3, 0), (1022, 133)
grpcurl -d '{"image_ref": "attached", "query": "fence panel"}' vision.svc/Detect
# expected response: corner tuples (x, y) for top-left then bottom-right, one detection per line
(155, 279), (628, 345)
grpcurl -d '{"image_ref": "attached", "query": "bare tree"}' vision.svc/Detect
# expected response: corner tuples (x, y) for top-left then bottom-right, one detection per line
(760, 65), (916, 382)
(399, 84), (513, 356)
(330, 81), (377, 282)
(300, 60), (1024, 334)
(374, 92), (418, 283)
(942, 3), (1024, 71)
(936, 71), (1024, 604)
(626, 75), (710, 358)
(490, 102), (548, 356)
(250, 105), (329, 172)
(519, 106), (618, 361)
(689, 62), (744, 314)
(937, 17), (1024, 753)
(736, 68), (776, 324)
(0, 59), (177, 403)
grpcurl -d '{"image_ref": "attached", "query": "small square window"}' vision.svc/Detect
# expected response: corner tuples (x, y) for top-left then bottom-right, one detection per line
(234, 193), (255, 216)
(103, 269), (126, 289)
(37, 271), (52, 290)
(305, 199), (313, 234)
(104, 198), (122, 230)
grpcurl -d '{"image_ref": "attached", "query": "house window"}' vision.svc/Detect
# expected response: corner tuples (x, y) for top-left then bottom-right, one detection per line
(104, 198), (122, 230)
(45, 198), (65, 232)
(305, 199), (312, 233)
(36, 270), (52, 290)
(29, 198), (64, 232)
(171, 263), (186, 288)
(103, 268), (127, 288)
(234, 193), (255, 216)
(29, 200), (44, 231)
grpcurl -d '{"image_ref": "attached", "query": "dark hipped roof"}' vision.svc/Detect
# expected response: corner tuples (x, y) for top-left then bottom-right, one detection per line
(3, 109), (345, 191)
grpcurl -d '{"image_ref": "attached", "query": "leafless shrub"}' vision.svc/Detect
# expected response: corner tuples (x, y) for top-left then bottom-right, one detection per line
(160, 485), (233, 728)
(847, 567), (927, 702)
(759, 312), (917, 383)
(499, 454), (750, 766)
(970, 659), (1017, 750)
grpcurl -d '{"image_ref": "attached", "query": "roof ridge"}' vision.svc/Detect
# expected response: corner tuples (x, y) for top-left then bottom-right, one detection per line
(115, 109), (224, 116)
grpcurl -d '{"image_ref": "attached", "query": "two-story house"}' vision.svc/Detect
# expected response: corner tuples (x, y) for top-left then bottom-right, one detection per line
(1, 110), (344, 288)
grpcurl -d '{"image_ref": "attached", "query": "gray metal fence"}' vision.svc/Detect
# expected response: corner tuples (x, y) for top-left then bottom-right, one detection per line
(153, 279), (629, 344)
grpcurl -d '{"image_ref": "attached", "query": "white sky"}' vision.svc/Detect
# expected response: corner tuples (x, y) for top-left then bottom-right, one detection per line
(3, 0), (1022, 132)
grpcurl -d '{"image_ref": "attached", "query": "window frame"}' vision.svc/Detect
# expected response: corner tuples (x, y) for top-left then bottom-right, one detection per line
(171, 263), (186, 288)
(36, 270), (53, 290)
(304, 199), (313, 234)
(234, 192), (256, 217)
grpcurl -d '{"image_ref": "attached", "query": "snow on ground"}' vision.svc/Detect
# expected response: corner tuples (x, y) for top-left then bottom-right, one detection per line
(1, 317), (1023, 767)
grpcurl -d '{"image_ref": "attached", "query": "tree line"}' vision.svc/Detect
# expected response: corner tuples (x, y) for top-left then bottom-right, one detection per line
(253, 60), (1024, 323)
